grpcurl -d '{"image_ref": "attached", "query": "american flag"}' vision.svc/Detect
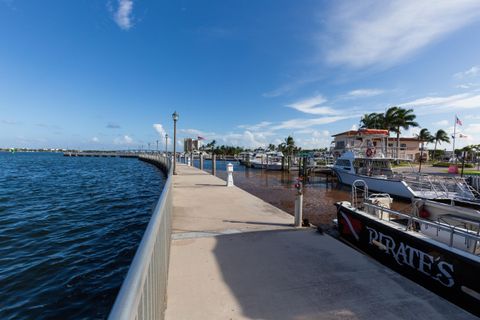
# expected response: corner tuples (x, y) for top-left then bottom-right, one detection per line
(197, 136), (205, 140)
(456, 116), (462, 126)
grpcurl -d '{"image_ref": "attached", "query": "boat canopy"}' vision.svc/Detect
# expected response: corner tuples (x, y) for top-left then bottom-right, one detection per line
(357, 129), (389, 136)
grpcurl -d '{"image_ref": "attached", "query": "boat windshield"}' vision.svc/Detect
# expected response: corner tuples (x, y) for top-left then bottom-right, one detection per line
(354, 158), (393, 177)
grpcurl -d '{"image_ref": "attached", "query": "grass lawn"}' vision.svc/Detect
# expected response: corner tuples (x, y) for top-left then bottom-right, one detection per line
(445, 169), (480, 175)
(460, 170), (480, 175)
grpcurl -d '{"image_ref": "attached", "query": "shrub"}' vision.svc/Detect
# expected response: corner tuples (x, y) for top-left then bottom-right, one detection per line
(433, 162), (474, 168)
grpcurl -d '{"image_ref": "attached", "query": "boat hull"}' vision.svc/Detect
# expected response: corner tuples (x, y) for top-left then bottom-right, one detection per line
(334, 170), (414, 199)
(336, 203), (480, 317)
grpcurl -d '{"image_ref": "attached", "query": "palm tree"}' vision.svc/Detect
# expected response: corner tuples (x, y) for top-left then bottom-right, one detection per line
(267, 144), (276, 151)
(280, 136), (296, 156)
(360, 113), (385, 129)
(416, 128), (433, 173)
(391, 108), (418, 158)
(432, 129), (450, 162)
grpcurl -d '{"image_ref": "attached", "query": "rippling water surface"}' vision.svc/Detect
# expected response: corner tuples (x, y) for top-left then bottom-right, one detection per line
(0, 152), (165, 320)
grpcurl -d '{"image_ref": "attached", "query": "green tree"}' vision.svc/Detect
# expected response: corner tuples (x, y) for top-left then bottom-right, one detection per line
(267, 144), (276, 151)
(279, 136), (296, 156)
(391, 107), (419, 158)
(432, 129), (450, 162)
(416, 128), (434, 172)
(360, 112), (385, 129)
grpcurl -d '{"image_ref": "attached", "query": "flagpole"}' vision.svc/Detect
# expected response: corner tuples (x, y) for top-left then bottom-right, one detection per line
(453, 114), (457, 164)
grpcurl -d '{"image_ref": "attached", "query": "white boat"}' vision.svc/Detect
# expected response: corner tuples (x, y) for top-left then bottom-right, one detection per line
(336, 181), (480, 316)
(332, 130), (478, 200)
(250, 151), (284, 170)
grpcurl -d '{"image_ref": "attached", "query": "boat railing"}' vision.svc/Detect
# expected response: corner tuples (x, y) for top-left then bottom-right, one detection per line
(352, 180), (369, 208)
(343, 146), (414, 161)
(402, 174), (478, 200)
(362, 202), (480, 254)
(108, 154), (173, 320)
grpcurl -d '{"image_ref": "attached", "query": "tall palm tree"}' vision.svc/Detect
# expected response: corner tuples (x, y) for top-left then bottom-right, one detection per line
(432, 129), (450, 162)
(416, 128), (433, 173)
(360, 113), (385, 129)
(391, 108), (419, 158)
(267, 144), (276, 152)
(281, 136), (296, 156)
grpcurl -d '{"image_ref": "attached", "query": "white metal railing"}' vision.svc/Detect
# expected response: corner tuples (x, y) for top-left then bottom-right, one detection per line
(363, 202), (480, 254)
(108, 154), (173, 320)
(402, 173), (478, 200)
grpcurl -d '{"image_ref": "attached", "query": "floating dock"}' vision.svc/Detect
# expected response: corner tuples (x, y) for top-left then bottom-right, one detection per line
(164, 164), (475, 319)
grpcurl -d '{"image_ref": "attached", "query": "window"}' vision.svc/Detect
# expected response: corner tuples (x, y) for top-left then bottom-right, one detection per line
(335, 141), (345, 149)
(400, 143), (407, 148)
(335, 159), (351, 167)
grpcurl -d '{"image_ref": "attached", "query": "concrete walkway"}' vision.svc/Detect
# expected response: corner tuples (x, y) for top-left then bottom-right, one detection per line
(165, 164), (475, 320)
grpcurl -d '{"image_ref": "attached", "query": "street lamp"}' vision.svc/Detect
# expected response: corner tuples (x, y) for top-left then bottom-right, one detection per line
(172, 111), (179, 175)
(165, 134), (169, 154)
(156, 140), (159, 153)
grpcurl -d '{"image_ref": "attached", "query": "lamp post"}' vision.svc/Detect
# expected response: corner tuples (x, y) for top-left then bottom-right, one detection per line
(156, 140), (159, 153)
(165, 134), (169, 154)
(172, 111), (179, 175)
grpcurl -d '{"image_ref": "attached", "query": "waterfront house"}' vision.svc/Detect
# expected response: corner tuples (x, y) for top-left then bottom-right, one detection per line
(331, 130), (428, 161)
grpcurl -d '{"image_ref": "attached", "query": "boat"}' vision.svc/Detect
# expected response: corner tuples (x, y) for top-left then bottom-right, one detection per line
(332, 129), (478, 201)
(250, 151), (284, 170)
(336, 180), (480, 316)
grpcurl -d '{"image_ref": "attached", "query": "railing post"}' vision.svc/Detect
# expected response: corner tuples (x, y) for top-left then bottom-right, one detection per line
(200, 154), (204, 170)
(212, 154), (216, 175)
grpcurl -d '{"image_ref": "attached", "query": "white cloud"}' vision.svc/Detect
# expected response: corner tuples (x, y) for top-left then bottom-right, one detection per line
(262, 76), (323, 98)
(433, 120), (449, 127)
(401, 92), (480, 114)
(325, 0), (480, 68)
(272, 115), (357, 130)
(286, 94), (337, 115)
(92, 137), (99, 143)
(114, 135), (134, 145)
(350, 124), (358, 130)
(347, 89), (384, 98)
(454, 65), (480, 79)
(113, 0), (134, 30)
(153, 123), (167, 137)
(179, 128), (212, 136)
(455, 83), (478, 89)
(237, 121), (272, 131)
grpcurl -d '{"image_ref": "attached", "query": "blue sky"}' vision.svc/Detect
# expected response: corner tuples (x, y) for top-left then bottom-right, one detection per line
(2, 0), (480, 150)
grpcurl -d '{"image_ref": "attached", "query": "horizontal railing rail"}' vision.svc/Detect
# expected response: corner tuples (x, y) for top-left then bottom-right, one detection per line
(362, 202), (480, 252)
(108, 154), (173, 320)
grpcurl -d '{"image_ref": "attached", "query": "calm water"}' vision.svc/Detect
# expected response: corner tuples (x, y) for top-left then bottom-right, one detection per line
(0, 152), (165, 320)
(193, 159), (411, 226)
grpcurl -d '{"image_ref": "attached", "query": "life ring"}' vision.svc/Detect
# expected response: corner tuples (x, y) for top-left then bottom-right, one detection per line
(366, 148), (374, 157)
(419, 207), (430, 218)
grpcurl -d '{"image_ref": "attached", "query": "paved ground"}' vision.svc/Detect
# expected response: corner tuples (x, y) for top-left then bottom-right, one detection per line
(165, 164), (475, 320)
